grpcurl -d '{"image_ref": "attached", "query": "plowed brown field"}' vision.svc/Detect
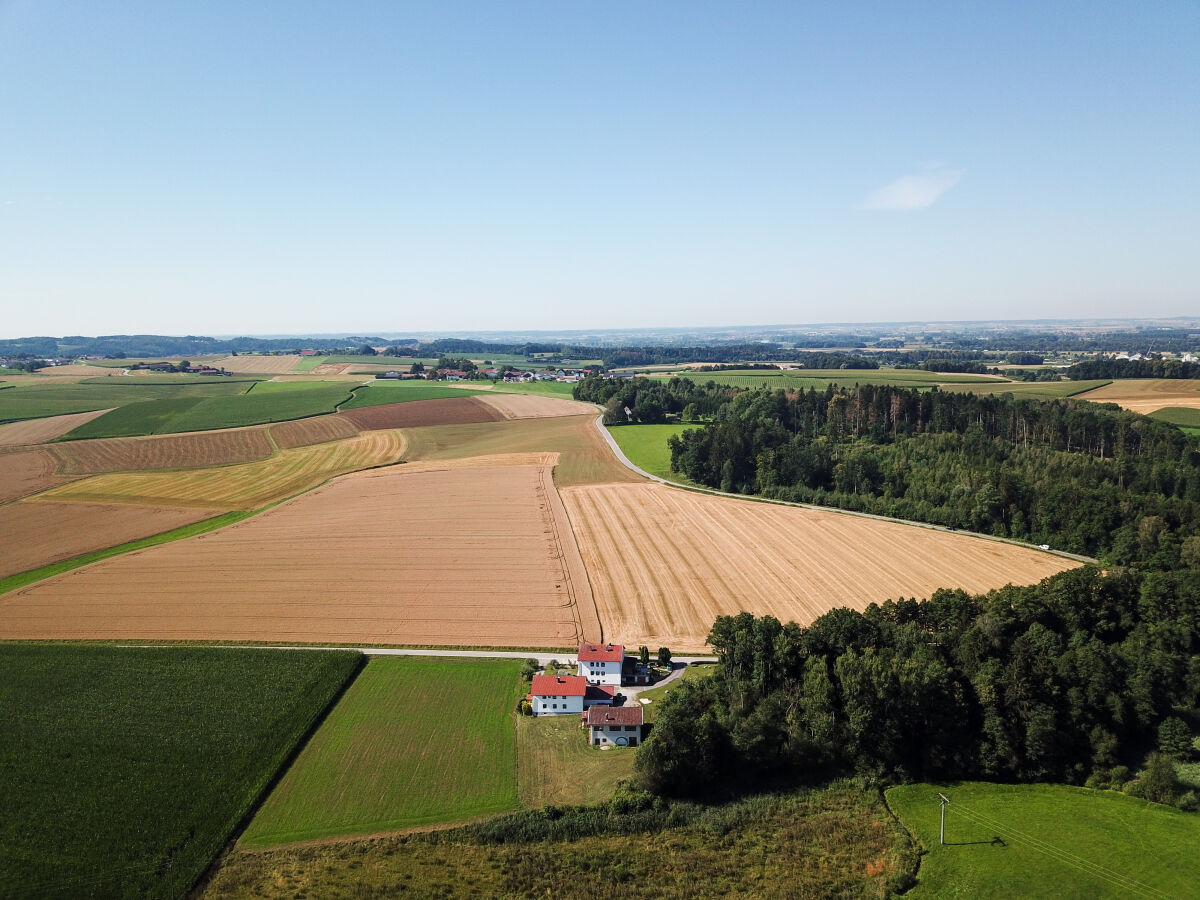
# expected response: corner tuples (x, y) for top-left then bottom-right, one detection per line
(38, 430), (407, 509)
(48, 428), (275, 475)
(0, 462), (599, 646)
(270, 415), (359, 449)
(0, 501), (221, 577)
(1076, 379), (1200, 414)
(0, 449), (75, 503)
(560, 482), (1079, 651)
(476, 393), (595, 419)
(340, 397), (504, 430)
(212, 355), (302, 374)
(0, 409), (113, 447)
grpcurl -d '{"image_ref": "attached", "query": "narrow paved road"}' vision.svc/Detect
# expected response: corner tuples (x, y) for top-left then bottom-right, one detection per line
(594, 414), (1097, 565)
(119, 644), (718, 665)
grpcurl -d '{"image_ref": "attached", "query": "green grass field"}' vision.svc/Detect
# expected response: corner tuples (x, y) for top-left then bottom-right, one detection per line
(241, 656), (523, 846)
(0, 645), (362, 899)
(1149, 406), (1200, 427)
(941, 379), (1112, 400)
(887, 781), (1200, 898)
(663, 368), (1006, 392)
(62, 380), (354, 438)
(340, 380), (486, 408)
(0, 380), (252, 424)
(516, 714), (636, 808)
(492, 380), (578, 397)
(608, 423), (689, 481)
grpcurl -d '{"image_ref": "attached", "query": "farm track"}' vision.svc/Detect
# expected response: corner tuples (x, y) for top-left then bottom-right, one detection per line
(561, 482), (1080, 651)
(0, 461), (595, 646)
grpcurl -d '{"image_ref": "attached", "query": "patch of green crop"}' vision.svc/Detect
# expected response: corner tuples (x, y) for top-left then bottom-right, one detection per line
(341, 381), (485, 408)
(887, 781), (1200, 898)
(1150, 406), (1200, 428)
(242, 656), (523, 846)
(0, 381), (250, 425)
(0, 645), (363, 899)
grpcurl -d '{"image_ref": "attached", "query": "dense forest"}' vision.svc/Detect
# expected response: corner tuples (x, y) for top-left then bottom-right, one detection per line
(657, 382), (1200, 563)
(636, 568), (1200, 807)
(1068, 358), (1200, 380)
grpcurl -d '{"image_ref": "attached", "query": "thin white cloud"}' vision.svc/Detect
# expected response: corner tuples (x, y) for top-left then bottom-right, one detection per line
(861, 166), (963, 211)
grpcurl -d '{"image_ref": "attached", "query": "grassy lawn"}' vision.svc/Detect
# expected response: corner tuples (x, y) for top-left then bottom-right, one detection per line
(341, 380), (486, 408)
(887, 781), (1200, 898)
(1150, 406), (1200, 428)
(516, 714), (636, 808)
(492, 380), (579, 397)
(241, 656), (524, 846)
(941, 379), (1112, 400)
(636, 662), (718, 722)
(0, 645), (361, 899)
(608, 423), (691, 481)
(206, 781), (914, 898)
(664, 368), (1006, 392)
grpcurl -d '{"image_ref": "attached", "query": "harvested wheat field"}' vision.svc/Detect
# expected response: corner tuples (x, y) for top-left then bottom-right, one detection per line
(48, 427), (276, 475)
(404, 415), (639, 487)
(561, 482), (1079, 651)
(0, 449), (77, 503)
(0, 501), (221, 577)
(33, 364), (115, 377)
(340, 397), (504, 430)
(212, 355), (302, 374)
(0, 462), (599, 646)
(270, 414), (360, 449)
(0, 409), (113, 447)
(476, 392), (595, 419)
(38, 430), (407, 509)
(1076, 379), (1200, 414)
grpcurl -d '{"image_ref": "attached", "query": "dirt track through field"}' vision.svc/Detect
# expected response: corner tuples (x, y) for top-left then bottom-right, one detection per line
(48, 427), (276, 474)
(0, 501), (221, 577)
(0, 409), (113, 447)
(38, 430), (408, 509)
(0, 462), (598, 646)
(1076, 379), (1200, 414)
(561, 482), (1079, 651)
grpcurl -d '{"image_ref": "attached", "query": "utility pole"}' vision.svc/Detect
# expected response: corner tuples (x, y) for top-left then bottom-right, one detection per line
(938, 793), (951, 845)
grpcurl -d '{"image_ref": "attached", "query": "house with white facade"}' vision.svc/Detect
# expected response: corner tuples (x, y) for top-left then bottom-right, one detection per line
(530, 675), (587, 716)
(585, 706), (644, 747)
(578, 643), (624, 686)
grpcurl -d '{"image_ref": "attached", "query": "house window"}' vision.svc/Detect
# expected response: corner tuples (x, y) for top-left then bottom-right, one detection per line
(624, 725), (637, 731)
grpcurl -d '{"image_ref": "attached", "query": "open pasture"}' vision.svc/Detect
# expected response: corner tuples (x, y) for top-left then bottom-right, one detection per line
(243, 657), (522, 846)
(0, 501), (221, 577)
(940, 378), (1110, 400)
(341, 380), (485, 408)
(662, 368), (1006, 393)
(0, 408), (112, 447)
(161, 380), (353, 432)
(0, 379), (248, 425)
(211, 354), (303, 374)
(476, 391), (595, 419)
(1075, 378), (1200, 414)
(0, 644), (361, 900)
(560, 482), (1078, 651)
(608, 423), (689, 481)
(887, 782), (1200, 898)
(516, 713), (637, 808)
(37, 428), (406, 509)
(0, 449), (76, 503)
(340, 396), (504, 429)
(47, 426), (276, 474)
(1150, 406), (1200, 428)
(0, 460), (599, 645)
(404, 414), (639, 487)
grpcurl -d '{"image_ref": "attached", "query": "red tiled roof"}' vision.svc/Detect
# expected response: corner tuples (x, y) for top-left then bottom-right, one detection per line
(585, 706), (643, 726)
(530, 674), (587, 697)
(579, 643), (624, 662)
(585, 684), (615, 701)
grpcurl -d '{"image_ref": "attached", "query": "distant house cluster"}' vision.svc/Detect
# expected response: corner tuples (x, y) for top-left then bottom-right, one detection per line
(526, 643), (648, 747)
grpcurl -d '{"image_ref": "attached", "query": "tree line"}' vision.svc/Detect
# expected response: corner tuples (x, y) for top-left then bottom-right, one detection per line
(635, 567), (1200, 807)
(1067, 358), (1200, 380)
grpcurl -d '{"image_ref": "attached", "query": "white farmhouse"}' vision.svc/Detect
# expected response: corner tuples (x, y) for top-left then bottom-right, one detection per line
(578, 643), (624, 686)
(529, 675), (586, 716)
(585, 705), (644, 747)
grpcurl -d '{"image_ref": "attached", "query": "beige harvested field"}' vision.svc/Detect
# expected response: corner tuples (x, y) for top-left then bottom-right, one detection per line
(0, 409), (113, 447)
(211, 355), (302, 374)
(309, 362), (353, 375)
(0, 501), (221, 577)
(48, 427), (275, 475)
(404, 415), (639, 487)
(0, 462), (600, 646)
(561, 482), (1079, 651)
(1076, 379), (1200, 414)
(270, 414), (360, 449)
(38, 429), (407, 509)
(476, 392), (596, 419)
(0, 449), (77, 503)
(33, 364), (114, 377)
(340, 397), (504, 430)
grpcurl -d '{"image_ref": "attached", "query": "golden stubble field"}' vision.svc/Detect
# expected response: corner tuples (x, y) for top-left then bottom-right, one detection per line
(1076, 379), (1200, 414)
(560, 482), (1080, 651)
(0, 461), (599, 645)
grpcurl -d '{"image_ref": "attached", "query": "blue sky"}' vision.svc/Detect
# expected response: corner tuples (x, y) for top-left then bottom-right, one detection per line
(1, 1), (1197, 336)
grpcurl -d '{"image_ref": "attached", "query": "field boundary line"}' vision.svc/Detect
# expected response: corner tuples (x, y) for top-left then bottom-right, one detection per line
(593, 416), (1097, 565)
